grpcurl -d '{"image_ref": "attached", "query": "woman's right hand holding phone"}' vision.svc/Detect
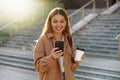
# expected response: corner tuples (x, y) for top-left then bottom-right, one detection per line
(50, 48), (64, 60)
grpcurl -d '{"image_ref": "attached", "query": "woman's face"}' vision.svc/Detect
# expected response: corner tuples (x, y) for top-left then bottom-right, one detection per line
(51, 14), (66, 34)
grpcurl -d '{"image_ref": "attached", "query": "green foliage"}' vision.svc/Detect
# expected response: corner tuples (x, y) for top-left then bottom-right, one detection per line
(0, 31), (10, 37)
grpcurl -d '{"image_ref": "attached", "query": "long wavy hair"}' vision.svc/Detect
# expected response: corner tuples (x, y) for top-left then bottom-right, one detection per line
(41, 7), (71, 36)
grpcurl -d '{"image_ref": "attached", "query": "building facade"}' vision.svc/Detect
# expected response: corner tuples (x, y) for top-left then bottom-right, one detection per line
(63, 0), (116, 9)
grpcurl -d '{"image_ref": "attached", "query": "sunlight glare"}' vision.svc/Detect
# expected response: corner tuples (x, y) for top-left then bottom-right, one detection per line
(0, 0), (33, 18)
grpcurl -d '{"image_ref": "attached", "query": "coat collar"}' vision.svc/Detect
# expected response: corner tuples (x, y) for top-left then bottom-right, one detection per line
(46, 33), (54, 38)
(46, 32), (69, 39)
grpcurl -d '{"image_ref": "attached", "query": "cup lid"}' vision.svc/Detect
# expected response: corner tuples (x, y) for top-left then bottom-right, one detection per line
(76, 47), (85, 51)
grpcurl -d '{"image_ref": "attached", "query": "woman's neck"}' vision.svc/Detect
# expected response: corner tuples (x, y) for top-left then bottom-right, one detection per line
(53, 33), (63, 41)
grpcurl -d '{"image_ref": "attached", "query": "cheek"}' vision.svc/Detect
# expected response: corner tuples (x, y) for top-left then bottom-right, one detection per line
(62, 23), (66, 29)
(51, 23), (56, 29)
(52, 23), (56, 27)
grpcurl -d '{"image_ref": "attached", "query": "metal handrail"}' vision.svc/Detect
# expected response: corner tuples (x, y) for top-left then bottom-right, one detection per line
(0, 17), (20, 31)
(68, 0), (94, 18)
(116, 34), (120, 40)
(68, 0), (95, 26)
(105, 0), (120, 9)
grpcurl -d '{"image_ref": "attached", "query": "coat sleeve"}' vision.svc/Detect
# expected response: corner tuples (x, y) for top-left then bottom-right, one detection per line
(71, 37), (76, 60)
(34, 36), (56, 73)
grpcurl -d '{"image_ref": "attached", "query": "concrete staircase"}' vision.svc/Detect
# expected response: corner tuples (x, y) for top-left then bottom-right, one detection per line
(1, 20), (45, 50)
(1, 9), (104, 50)
(73, 8), (120, 60)
(73, 8), (120, 80)
(68, 9), (105, 26)
(0, 47), (34, 71)
(0, 8), (120, 80)
(75, 57), (120, 80)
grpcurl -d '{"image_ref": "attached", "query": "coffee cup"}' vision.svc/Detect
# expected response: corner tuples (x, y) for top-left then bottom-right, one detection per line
(75, 48), (85, 61)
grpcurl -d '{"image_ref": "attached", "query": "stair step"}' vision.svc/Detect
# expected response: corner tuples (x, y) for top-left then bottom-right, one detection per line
(75, 39), (118, 46)
(76, 29), (120, 34)
(81, 57), (120, 72)
(74, 36), (117, 41)
(0, 48), (34, 71)
(76, 44), (117, 52)
(8, 36), (39, 41)
(86, 55), (119, 60)
(3, 44), (33, 50)
(0, 53), (33, 61)
(91, 21), (120, 24)
(76, 31), (119, 36)
(75, 59), (120, 80)
(76, 69), (120, 78)
(85, 50), (118, 56)
(0, 47), (33, 59)
(75, 74), (106, 80)
(0, 65), (38, 80)
(75, 34), (118, 38)
(5, 40), (34, 45)
(75, 69), (120, 80)
(0, 59), (34, 71)
(79, 66), (120, 75)
(81, 50), (118, 59)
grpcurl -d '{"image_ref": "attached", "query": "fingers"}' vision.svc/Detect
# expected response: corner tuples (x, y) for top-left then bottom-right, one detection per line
(50, 48), (64, 59)
(52, 52), (64, 59)
(50, 48), (62, 54)
(50, 48), (58, 54)
(55, 50), (63, 54)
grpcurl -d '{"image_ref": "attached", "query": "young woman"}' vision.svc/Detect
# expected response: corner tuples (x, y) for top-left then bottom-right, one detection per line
(34, 7), (84, 80)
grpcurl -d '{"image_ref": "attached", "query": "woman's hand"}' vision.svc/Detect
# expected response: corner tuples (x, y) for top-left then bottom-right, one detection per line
(72, 54), (85, 71)
(74, 53), (85, 62)
(50, 48), (64, 59)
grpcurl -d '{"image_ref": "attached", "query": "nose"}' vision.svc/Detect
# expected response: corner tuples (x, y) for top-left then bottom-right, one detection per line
(56, 22), (61, 27)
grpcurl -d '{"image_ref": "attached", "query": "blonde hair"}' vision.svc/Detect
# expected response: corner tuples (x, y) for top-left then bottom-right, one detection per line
(41, 7), (71, 36)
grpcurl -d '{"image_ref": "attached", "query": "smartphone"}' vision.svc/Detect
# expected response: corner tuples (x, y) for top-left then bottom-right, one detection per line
(55, 41), (64, 52)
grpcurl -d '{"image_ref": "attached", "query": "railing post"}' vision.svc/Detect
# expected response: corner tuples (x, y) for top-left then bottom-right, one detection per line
(118, 37), (120, 59)
(116, 34), (120, 59)
(106, 0), (109, 10)
(69, 17), (72, 26)
(82, 8), (85, 19)
(93, 0), (96, 12)
(116, 0), (118, 3)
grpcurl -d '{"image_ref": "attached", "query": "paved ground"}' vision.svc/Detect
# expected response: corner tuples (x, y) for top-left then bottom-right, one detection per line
(81, 56), (120, 72)
(0, 65), (38, 80)
(0, 47), (38, 80)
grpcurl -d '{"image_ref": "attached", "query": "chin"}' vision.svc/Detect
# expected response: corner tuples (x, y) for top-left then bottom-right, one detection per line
(56, 31), (63, 34)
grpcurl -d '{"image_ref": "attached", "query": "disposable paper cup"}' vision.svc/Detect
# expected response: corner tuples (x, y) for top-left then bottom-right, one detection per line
(75, 48), (85, 61)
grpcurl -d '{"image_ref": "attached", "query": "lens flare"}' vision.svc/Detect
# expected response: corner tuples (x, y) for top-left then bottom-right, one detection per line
(0, 0), (34, 18)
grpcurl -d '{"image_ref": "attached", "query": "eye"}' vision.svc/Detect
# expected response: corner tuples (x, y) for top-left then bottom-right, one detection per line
(60, 20), (65, 23)
(53, 20), (57, 23)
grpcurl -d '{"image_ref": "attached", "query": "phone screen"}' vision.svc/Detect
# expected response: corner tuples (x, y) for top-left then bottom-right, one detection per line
(55, 41), (64, 52)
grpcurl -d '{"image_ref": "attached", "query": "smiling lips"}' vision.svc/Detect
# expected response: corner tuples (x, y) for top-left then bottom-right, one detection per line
(56, 26), (63, 31)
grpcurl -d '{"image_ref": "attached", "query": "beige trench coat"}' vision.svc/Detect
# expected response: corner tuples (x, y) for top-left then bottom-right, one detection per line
(34, 33), (79, 80)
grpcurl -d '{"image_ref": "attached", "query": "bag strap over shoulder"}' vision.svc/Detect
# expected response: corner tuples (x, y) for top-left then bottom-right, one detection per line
(67, 36), (73, 48)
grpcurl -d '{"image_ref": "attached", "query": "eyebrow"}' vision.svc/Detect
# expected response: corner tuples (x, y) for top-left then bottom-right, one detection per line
(53, 18), (65, 21)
